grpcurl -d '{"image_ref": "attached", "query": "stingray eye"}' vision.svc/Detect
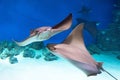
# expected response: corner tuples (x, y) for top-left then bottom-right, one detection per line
(53, 47), (56, 50)
(30, 29), (35, 34)
(30, 30), (38, 37)
(35, 30), (39, 34)
(49, 46), (56, 51)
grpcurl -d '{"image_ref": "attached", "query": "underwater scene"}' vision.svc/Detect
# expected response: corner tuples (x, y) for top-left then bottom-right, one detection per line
(0, 0), (120, 80)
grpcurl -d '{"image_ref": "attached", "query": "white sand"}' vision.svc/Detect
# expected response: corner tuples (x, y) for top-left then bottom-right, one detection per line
(0, 52), (120, 80)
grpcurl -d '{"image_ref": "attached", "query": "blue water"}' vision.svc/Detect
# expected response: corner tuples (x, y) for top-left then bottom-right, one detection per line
(0, 1), (120, 80)
(0, 0), (115, 45)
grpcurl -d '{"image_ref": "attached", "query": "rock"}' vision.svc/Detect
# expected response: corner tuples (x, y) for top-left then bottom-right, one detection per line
(44, 54), (58, 61)
(28, 42), (44, 50)
(96, 26), (120, 51)
(2, 41), (8, 48)
(0, 41), (25, 61)
(0, 47), (4, 54)
(96, 1), (120, 51)
(35, 55), (41, 59)
(9, 57), (18, 64)
(42, 48), (58, 61)
(0, 48), (10, 59)
(23, 49), (36, 58)
(116, 55), (120, 60)
(9, 46), (24, 56)
(7, 42), (15, 51)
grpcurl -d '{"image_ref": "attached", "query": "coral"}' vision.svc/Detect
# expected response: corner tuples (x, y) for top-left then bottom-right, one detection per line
(23, 49), (36, 58)
(0, 47), (4, 54)
(0, 41), (58, 64)
(0, 48), (10, 59)
(96, 1), (120, 51)
(0, 41), (25, 60)
(9, 46), (24, 56)
(9, 56), (18, 64)
(96, 24), (120, 51)
(44, 55), (58, 61)
(0, 41), (15, 50)
(116, 55), (120, 60)
(42, 48), (58, 61)
(35, 55), (41, 59)
(28, 42), (44, 50)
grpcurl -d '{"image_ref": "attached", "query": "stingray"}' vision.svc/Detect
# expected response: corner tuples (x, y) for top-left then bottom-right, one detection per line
(47, 23), (118, 80)
(76, 18), (99, 38)
(78, 6), (91, 14)
(14, 14), (72, 46)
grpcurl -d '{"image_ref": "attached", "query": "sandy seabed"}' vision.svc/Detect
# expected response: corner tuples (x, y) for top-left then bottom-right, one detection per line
(0, 51), (120, 80)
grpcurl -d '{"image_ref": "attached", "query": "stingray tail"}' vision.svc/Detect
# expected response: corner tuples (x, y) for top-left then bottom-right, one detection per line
(101, 67), (118, 80)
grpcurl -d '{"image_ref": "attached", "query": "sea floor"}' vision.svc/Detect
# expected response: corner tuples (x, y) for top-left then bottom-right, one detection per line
(0, 51), (120, 80)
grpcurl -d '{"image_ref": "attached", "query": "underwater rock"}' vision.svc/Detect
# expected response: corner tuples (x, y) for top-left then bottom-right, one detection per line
(1, 41), (8, 48)
(7, 42), (16, 51)
(96, 0), (120, 51)
(23, 49), (36, 58)
(35, 55), (41, 59)
(113, 10), (120, 23)
(28, 42), (44, 50)
(44, 55), (58, 61)
(35, 51), (42, 59)
(0, 48), (10, 59)
(0, 41), (23, 51)
(114, 0), (120, 8)
(96, 27), (120, 51)
(42, 48), (58, 61)
(9, 57), (18, 64)
(116, 55), (120, 60)
(0, 41), (14, 50)
(9, 46), (24, 56)
(0, 42), (3, 51)
(0, 41), (25, 62)
(0, 47), (4, 54)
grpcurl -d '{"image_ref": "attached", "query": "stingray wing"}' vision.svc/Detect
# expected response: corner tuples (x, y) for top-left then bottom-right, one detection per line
(52, 13), (72, 30)
(63, 23), (87, 51)
(63, 23), (96, 61)
(69, 59), (102, 76)
(63, 23), (103, 76)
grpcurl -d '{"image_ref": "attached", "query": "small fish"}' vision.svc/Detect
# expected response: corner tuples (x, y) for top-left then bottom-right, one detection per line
(14, 14), (72, 46)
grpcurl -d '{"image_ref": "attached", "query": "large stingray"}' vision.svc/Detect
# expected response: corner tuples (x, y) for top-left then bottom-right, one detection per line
(14, 14), (72, 46)
(47, 23), (118, 80)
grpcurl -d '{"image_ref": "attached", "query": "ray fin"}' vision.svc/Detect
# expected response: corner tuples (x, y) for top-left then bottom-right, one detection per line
(52, 13), (72, 30)
(69, 59), (101, 76)
(63, 23), (87, 51)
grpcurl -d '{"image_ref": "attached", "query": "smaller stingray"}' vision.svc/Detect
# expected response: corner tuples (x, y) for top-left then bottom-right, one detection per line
(47, 23), (118, 80)
(78, 6), (91, 14)
(14, 14), (72, 46)
(76, 18), (99, 38)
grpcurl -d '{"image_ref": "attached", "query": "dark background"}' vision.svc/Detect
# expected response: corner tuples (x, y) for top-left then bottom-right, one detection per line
(0, 0), (115, 45)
